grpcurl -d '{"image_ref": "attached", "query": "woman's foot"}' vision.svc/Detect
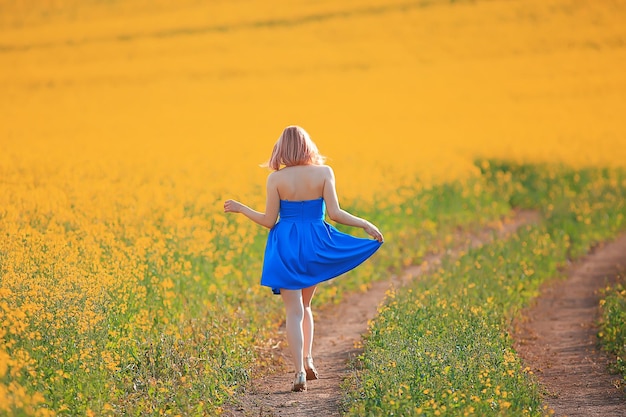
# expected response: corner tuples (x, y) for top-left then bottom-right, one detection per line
(292, 371), (307, 392)
(305, 357), (319, 380)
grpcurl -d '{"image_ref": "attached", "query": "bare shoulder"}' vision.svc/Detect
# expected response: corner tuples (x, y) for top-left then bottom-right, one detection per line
(267, 170), (282, 185)
(317, 164), (334, 177)
(301, 164), (334, 182)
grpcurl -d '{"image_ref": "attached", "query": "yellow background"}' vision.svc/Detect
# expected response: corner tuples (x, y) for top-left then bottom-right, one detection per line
(1, 0), (625, 198)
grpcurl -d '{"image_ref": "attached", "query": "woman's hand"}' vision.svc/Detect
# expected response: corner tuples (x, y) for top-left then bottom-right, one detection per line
(224, 199), (244, 213)
(364, 221), (384, 243)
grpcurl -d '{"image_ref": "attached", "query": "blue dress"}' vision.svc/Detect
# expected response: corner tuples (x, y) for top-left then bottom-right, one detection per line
(260, 198), (382, 294)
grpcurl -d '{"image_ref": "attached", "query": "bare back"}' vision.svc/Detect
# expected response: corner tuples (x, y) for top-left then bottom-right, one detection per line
(225, 161), (382, 241)
(271, 164), (330, 201)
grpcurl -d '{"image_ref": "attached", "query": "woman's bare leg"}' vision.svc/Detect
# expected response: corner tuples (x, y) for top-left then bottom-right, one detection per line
(301, 285), (317, 359)
(281, 289), (305, 374)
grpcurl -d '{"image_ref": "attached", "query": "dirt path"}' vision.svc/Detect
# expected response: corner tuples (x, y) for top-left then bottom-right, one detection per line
(224, 210), (539, 417)
(513, 234), (626, 417)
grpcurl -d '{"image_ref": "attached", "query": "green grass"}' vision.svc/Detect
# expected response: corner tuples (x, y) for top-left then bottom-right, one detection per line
(599, 283), (626, 384)
(4, 162), (625, 416)
(342, 162), (626, 416)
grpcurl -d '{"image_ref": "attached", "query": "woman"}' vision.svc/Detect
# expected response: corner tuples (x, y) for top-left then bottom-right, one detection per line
(224, 125), (383, 392)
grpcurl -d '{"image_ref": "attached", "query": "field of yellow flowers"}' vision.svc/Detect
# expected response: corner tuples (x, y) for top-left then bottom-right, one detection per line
(1, 0), (625, 415)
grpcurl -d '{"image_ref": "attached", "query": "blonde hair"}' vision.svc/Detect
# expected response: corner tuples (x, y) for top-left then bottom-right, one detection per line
(265, 125), (326, 170)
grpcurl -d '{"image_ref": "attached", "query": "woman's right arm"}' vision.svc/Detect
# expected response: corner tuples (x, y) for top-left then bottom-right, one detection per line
(322, 166), (384, 242)
(223, 173), (280, 229)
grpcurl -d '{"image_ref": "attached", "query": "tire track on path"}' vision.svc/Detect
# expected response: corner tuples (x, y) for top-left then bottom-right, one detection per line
(225, 210), (539, 417)
(513, 234), (626, 417)
(0, 1), (432, 53)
